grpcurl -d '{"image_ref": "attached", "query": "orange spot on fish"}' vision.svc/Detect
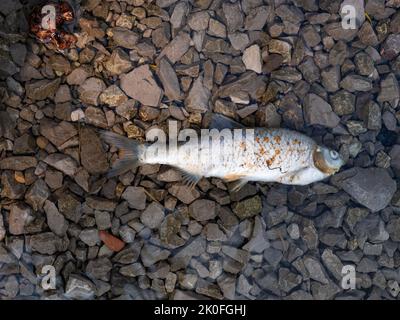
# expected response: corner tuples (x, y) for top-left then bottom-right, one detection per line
(274, 135), (281, 144)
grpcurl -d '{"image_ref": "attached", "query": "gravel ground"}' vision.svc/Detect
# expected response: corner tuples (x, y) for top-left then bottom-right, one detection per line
(0, 0), (400, 300)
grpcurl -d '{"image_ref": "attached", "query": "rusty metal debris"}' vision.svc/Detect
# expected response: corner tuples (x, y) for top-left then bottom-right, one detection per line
(29, 1), (77, 50)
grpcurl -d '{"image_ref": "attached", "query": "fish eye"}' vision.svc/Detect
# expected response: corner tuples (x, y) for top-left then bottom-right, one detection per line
(329, 150), (339, 160)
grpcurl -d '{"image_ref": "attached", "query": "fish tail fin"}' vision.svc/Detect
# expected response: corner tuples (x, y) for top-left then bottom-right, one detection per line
(100, 131), (143, 178)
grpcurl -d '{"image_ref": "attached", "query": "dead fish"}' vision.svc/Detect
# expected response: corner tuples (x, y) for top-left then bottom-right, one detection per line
(101, 128), (345, 189)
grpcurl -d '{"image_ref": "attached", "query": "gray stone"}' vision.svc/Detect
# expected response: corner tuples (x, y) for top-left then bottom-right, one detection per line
(9, 203), (33, 235)
(108, 27), (139, 49)
(95, 211), (111, 230)
(78, 77), (106, 106)
(355, 52), (375, 76)
(304, 257), (329, 284)
(99, 85), (128, 107)
(104, 48), (132, 76)
(25, 179), (50, 211)
(141, 202), (165, 229)
(0, 215), (5, 241)
(120, 65), (162, 107)
(279, 268), (302, 293)
(245, 6), (271, 31)
(44, 200), (68, 236)
(44, 153), (79, 176)
(157, 58), (182, 101)
(119, 263), (146, 277)
(387, 217), (400, 242)
(242, 45), (262, 73)
(170, 2), (188, 29)
(243, 216), (269, 253)
(377, 73), (399, 104)
(304, 93), (340, 128)
(185, 75), (211, 112)
(321, 249), (343, 281)
(381, 34), (400, 60)
(80, 127), (108, 175)
(40, 118), (77, 148)
(223, 2), (243, 33)
(217, 275), (235, 300)
(25, 79), (61, 101)
(122, 187), (146, 210)
(170, 237), (206, 271)
(86, 257), (112, 280)
(268, 39), (292, 64)
(321, 66), (340, 93)
(30, 232), (68, 255)
(208, 19), (226, 38)
(158, 32), (191, 64)
(228, 33), (249, 51)
(65, 274), (96, 299)
(299, 57), (320, 83)
(311, 281), (340, 300)
(340, 168), (396, 212)
(0, 156), (37, 171)
(340, 75), (373, 92)
(358, 22), (378, 46)
(188, 11), (209, 31)
(79, 229), (100, 246)
(330, 90), (355, 116)
(140, 244), (170, 267)
(189, 200), (217, 221)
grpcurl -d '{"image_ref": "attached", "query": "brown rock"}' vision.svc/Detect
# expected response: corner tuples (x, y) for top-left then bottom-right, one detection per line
(9, 203), (33, 235)
(158, 32), (191, 64)
(104, 48), (133, 75)
(25, 78), (61, 101)
(25, 179), (50, 211)
(84, 106), (108, 128)
(99, 85), (128, 107)
(107, 27), (139, 49)
(39, 118), (77, 147)
(80, 127), (108, 174)
(99, 230), (125, 252)
(67, 67), (91, 85)
(189, 199), (217, 221)
(120, 65), (162, 107)
(78, 77), (106, 106)
(0, 156), (37, 171)
(48, 54), (71, 75)
(157, 57), (182, 101)
(43, 153), (79, 176)
(168, 184), (200, 204)
(1, 171), (26, 199)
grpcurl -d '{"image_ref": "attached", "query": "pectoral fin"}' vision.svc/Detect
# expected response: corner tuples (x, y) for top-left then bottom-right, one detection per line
(177, 169), (202, 189)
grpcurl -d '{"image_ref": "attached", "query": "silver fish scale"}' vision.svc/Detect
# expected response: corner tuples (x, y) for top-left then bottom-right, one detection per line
(152, 128), (317, 181)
